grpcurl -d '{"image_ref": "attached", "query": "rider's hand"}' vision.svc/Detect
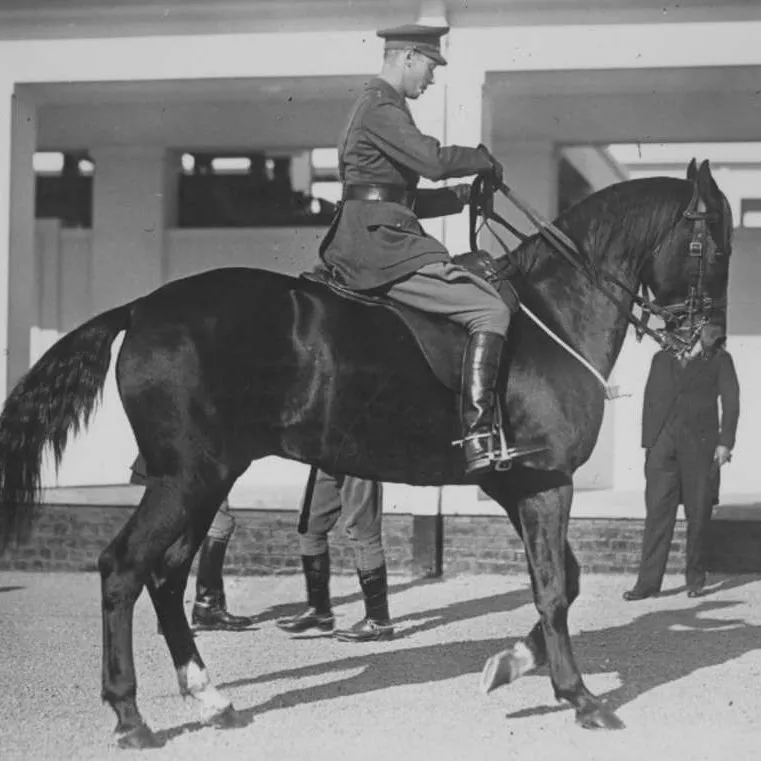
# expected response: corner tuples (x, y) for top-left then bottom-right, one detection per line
(453, 183), (472, 205)
(477, 144), (504, 186)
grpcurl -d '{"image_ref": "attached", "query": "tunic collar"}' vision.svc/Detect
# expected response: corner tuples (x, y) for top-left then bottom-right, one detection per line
(367, 77), (406, 106)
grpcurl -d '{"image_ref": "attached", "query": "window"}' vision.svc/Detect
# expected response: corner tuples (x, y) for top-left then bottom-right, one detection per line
(34, 151), (93, 228)
(176, 150), (337, 228)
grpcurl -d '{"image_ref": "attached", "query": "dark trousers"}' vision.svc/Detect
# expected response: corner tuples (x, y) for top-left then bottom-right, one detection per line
(635, 422), (717, 591)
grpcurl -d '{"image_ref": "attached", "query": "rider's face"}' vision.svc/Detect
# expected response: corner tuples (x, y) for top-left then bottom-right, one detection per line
(403, 51), (438, 99)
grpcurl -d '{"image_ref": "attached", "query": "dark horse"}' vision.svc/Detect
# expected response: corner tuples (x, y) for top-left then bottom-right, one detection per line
(0, 160), (731, 747)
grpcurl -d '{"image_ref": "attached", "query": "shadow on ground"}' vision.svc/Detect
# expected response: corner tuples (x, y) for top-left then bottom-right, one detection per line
(241, 574), (450, 626)
(152, 578), (761, 745)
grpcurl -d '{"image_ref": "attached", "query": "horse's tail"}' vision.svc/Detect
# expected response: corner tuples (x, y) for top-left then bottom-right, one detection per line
(0, 303), (131, 552)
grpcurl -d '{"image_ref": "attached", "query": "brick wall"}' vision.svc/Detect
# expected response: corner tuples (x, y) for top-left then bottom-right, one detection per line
(2, 502), (758, 576)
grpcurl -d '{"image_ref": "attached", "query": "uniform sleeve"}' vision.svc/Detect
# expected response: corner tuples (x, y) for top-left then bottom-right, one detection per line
(363, 101), (492, 182)
(414, 187), (466, 219)
(718, 351), (740, 449)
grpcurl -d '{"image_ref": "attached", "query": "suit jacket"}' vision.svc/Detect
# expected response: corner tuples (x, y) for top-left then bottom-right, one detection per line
(641, 348), (740, 450)
(319, 77), (492, 291)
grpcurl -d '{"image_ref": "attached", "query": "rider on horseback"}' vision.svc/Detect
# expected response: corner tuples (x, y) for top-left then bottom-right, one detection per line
(319, 23), (538, 475)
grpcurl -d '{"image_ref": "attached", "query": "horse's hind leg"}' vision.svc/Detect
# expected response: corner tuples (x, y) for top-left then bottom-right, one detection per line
(99, 479), (240, 748)
(98, 484), (177, 748)
(480, 476), (623, 729)
(145, 506), (245, 729)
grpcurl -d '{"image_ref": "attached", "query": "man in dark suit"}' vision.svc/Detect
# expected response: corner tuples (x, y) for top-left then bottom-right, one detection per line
(624, 323), (740, 600)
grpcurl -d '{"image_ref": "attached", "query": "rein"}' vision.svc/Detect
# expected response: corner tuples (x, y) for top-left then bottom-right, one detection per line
(469, 177), (717, 362)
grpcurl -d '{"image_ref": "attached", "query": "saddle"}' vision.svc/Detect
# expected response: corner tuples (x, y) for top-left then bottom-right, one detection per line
(301, 250), (506, 392)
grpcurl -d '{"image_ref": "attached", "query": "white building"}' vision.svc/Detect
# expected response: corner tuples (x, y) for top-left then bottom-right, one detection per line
(2, 1), (760, 520)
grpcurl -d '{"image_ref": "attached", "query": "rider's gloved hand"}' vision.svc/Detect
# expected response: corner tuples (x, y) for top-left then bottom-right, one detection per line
(453, 183), (473, 205)
(477, 144), (504, 187)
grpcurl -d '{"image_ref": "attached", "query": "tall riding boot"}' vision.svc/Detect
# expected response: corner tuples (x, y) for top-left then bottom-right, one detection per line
(460, 331), (543, 476)
(275, 552), (335, 634)
(191, 537), (256, 631)
(333, 565), (394, 642)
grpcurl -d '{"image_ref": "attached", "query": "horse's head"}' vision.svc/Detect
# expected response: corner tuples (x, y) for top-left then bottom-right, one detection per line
(641, 159), (732, 353)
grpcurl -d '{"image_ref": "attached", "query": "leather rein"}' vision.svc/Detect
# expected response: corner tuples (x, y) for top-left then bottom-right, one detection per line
(468, 176), (720, 361)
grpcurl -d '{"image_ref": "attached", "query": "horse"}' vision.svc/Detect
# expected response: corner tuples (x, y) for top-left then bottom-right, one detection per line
(0, 158), (732, 748)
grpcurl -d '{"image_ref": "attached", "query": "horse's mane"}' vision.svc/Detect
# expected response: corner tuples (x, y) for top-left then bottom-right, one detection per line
(522, 175), (692, 275)
(491, 176), (694, 352)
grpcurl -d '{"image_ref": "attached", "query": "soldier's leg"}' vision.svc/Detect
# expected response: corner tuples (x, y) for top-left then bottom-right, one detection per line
(681, 437), (717, 595)
(276, 469), (343, 634)
(624, 428), (681, 599)
(332, 478), (394, 643)
(386, 262), (541, 475)
(192, 500), (256, 631)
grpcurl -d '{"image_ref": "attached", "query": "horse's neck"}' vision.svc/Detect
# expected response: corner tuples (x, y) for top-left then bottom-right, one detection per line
(515, 228), (645, 379)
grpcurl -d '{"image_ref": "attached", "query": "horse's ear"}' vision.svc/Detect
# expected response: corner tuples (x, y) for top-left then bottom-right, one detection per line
(696, 159), (721, 205)
(686, 158), (698, 181)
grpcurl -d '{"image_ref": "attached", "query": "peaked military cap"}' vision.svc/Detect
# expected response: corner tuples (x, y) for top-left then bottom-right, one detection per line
(377, 23), (449, 66)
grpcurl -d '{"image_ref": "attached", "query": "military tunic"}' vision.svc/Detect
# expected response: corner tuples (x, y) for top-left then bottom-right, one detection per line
(320, 77), (493, 291)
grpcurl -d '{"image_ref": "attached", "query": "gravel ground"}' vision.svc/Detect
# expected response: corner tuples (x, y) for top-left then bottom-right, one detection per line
(2, 570), (761, 761)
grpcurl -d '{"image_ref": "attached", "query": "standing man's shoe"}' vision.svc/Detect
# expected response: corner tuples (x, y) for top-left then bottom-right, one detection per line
(622, 588), (658, 601)
(275, 552), (334, 635)
(333, 564), (394, 642)
(275, 607), (335, 633)
(686, 584), (705, 598)
(333, 617), (394, 642)
(192, 537), (256, 631)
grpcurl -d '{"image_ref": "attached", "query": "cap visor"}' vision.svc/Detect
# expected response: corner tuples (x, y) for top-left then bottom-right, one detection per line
(423, 50), (447, 66)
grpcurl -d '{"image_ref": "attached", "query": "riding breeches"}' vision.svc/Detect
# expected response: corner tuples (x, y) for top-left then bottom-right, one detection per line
(206, 500), (235, 542)
(385, 261), (513, 335)
(299, 469), (385, 571)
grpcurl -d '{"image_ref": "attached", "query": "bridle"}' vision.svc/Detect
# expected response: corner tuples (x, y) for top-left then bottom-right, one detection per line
(469, 176), (725, 361)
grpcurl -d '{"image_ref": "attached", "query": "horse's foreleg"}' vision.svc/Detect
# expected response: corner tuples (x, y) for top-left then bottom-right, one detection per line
(481, 541), (578, 690)
(521, 486), (623, 729)
(146, 530), (243, 730)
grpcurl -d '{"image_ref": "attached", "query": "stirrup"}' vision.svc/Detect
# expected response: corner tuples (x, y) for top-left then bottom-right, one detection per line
(452, 403), (547, 471)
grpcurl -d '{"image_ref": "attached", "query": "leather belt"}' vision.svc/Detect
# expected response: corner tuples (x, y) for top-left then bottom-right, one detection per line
(343, 184), (415, 209)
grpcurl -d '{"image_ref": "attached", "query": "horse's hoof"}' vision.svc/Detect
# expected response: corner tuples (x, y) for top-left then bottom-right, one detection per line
(115, 723), (163, 749)
(481, 650), (518, 694)
(576, 703), (625, 730)
(207, 704), (247, 730)
(481, 642), (537, 694)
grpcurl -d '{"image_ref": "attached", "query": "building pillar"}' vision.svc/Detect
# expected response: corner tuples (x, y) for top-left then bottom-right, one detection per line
(441, 58), (488, 256)
(0, 80), (10, 403)
(4, 88), (38, 394)
(483, 139), (559, 254)
(90, 145), (180, 313)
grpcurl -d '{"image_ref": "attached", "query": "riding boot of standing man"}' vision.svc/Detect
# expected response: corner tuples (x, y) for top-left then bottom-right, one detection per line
(130, 454), (256, 631)
(276, 469), (393, 642)
(316, 22), (543, 477)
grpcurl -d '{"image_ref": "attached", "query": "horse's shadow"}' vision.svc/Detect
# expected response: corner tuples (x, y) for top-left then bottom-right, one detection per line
(154, 589), (761, 744)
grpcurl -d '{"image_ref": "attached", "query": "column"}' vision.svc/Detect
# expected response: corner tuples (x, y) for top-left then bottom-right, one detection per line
(0, 79), (11, 402)
(90, 145), (180, 313)
(441, 56), (487, 255)
(6, 87), (37, 392)
(483, 139), (559, 255)
(408, 72), (447, 242)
